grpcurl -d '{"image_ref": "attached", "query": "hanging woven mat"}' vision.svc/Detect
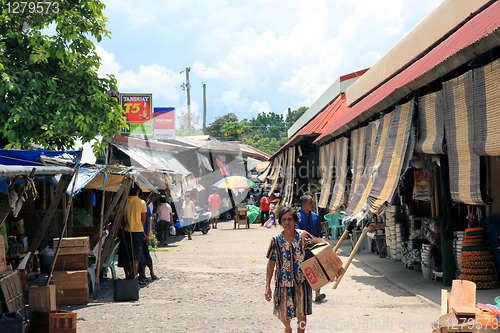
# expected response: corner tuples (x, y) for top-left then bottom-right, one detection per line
(461, 267), (496, 275)
(477, 281), (500, 290)
(463, 235), (486, 240)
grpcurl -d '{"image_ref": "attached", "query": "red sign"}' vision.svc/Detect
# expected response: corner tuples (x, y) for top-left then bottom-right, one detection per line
(304, 267), (318, 284)
(153, 108), (175, 129)
(121, 94), (152, 123)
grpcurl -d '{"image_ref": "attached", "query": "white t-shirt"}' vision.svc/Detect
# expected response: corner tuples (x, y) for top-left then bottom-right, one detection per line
(157, 203), (172, 222)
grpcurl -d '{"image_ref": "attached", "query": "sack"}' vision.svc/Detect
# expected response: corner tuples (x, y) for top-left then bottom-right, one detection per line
(169, 225), (176, 236)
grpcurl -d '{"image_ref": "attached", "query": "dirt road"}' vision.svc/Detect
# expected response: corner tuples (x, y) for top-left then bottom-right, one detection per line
(67, 220), (440, 332)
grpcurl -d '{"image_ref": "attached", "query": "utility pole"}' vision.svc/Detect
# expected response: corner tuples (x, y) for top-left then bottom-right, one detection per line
(288, 107), (292, 127)
(186, 67), (191, 136)
(203, 82), (207, 135)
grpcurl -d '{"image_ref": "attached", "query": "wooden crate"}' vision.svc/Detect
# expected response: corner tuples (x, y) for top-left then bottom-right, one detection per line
(29, 285), (56, 312)
(30, 310), (77, 333)
(56, 287), (88, 306)
(54, 254), (88, 271)
(0, 270), (25, 318)
(52, 237), (89, 256)
(53, 270), (87, 290)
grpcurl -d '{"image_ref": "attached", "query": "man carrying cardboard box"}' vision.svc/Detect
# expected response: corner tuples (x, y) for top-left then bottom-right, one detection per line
(296, 195), (325, 302)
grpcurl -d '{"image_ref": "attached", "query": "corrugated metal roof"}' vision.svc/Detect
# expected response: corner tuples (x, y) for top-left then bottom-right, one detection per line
(315, 0), (500, 144)
(273, 94), (348, 157)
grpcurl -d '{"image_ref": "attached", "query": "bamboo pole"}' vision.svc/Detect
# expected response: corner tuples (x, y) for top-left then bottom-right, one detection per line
(332, 226), (369, 289)
(333, 229), (349, 253)
(46, 167), (79, 286)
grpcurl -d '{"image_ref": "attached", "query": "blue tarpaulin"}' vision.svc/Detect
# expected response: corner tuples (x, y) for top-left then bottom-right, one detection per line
(0, 149), (81, 166)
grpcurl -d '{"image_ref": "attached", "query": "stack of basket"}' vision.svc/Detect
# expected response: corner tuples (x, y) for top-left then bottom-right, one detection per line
(458, 227), (499, 289)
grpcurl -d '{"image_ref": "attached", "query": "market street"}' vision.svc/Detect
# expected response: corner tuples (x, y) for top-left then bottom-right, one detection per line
(65, 220), (441, 333)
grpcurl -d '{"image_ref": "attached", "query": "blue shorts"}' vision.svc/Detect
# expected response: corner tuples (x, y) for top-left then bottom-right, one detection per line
(183, 218), (193, 231)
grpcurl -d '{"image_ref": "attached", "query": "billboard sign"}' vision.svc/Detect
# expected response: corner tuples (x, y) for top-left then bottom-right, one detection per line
(153, 107), (176, 140)
(120, 93), (153, 139)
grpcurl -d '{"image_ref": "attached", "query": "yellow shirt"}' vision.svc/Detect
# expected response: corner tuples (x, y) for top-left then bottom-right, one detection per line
(124, 196), (147, 232)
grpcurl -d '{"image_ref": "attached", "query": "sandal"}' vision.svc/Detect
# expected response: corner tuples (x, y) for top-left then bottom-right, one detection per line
(151, 275), (160, 281)
(138, 280), (146, 286)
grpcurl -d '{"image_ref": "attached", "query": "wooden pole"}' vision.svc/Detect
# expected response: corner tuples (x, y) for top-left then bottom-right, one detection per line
(26, 173), (72, 268)
(333, 229), (349, 253)
(100, 176), (133, 266)
(46, 167), (79, 286)
(332, 226), (369, 289)
(93, 149), (109, 300)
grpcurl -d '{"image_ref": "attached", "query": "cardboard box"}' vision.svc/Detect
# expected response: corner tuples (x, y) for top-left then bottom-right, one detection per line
(299, 239), (344, 290)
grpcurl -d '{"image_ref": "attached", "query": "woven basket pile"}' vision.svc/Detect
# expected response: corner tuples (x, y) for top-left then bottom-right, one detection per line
(458, 227), (499, 289)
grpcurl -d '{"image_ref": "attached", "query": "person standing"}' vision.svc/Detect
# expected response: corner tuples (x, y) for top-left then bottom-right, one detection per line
(208, 191), (221, 229)
(139, 201), (159, 284)
(296, 194), (325, 302)
(123, 182), (147, 282)
(260, 193), (271, 227)
(156, 196), (173, 246)
(180, 193), (195, 240)
(265, 207), (312, 333)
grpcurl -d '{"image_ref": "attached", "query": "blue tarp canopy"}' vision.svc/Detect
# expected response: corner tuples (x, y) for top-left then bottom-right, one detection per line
(0, 149), (81, 166)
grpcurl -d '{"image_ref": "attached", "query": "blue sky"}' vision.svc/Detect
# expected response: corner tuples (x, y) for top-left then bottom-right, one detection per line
(95, 0), (443, 130)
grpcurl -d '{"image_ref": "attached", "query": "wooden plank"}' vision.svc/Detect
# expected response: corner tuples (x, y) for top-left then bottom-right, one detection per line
(100, 177), (133, 267)
(451, 306), (480, 315)
(27, 173), (72, 265)
(441, 289), (449, 315)
(449, 279), (476, 309)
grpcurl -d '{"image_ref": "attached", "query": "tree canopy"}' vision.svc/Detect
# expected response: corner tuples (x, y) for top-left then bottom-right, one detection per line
(206, 107), (308, 155)
(0, 0), (126, 155)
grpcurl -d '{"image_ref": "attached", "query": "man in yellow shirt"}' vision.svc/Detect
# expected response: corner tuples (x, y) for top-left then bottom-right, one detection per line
(124, 182), (147, 281)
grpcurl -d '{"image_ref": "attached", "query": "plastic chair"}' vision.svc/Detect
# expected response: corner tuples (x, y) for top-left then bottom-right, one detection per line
(325, 213), (345, 239)
(88, 241), (120, 292)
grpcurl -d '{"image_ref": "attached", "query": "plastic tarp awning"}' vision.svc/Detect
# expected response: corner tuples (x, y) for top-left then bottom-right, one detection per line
(113, 144), (190, 176)
(83, 168), (159, 194)
(0, 149), (80, 166)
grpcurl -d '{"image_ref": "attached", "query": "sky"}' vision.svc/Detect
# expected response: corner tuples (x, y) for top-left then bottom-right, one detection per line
(94, 0), (444, 131)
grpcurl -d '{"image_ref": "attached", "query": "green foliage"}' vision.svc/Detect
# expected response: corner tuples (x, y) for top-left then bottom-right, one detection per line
(0, 0), (127, 155)
(148, 230), (158, 250)
(206, 113), (238, 139)
(72, 207), (94, 227)
(176, 124), (204, 137)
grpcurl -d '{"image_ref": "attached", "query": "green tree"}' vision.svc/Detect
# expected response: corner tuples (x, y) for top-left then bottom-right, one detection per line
(206, 113), (238, 140)
(286, 106), (308, 128)
(220, 120), (250, 141)
(176, 125), (203, 137)
(0, 0), (126, 155)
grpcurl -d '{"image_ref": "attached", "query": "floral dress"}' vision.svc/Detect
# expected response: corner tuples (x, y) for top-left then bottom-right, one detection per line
(266, 230), (312, 322)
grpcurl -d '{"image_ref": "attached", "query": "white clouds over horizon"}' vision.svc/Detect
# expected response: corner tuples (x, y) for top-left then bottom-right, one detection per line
(96, 0), (443, 128)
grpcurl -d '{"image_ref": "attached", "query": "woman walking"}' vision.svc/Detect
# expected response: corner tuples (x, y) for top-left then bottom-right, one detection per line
(265, 206), (313, 333)
(180, 193), (195, 240)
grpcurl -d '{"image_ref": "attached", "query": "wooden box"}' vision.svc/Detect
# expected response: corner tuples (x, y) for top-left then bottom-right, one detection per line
(30, 310), (77, 333)
(53, 270), (87, 290)
(56, 287), (88, 306)
(29, 285), (56, 312)
(54, 254), (88, 271)
(52, 237), (89, 256)
(0, 270), (25, 318)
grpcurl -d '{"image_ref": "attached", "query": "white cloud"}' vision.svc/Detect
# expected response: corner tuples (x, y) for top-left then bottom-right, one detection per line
(368, 51), (382, 61)
(215, 88), (248, 114)
(249, 100), (271, 115)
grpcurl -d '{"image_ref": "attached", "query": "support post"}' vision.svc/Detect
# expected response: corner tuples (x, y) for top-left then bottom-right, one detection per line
(27, 173), (72, 268)
(203, 82), (207, 135)
(332, 226), (369, 289)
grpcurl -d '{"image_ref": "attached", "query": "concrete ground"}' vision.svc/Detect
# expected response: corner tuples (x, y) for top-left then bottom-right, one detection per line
(27, 220), (476, 332)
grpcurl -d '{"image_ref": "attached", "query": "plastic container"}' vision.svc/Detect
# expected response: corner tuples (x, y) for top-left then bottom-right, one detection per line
(422, 265), (431, 279)
(0, 312), (23, 333)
